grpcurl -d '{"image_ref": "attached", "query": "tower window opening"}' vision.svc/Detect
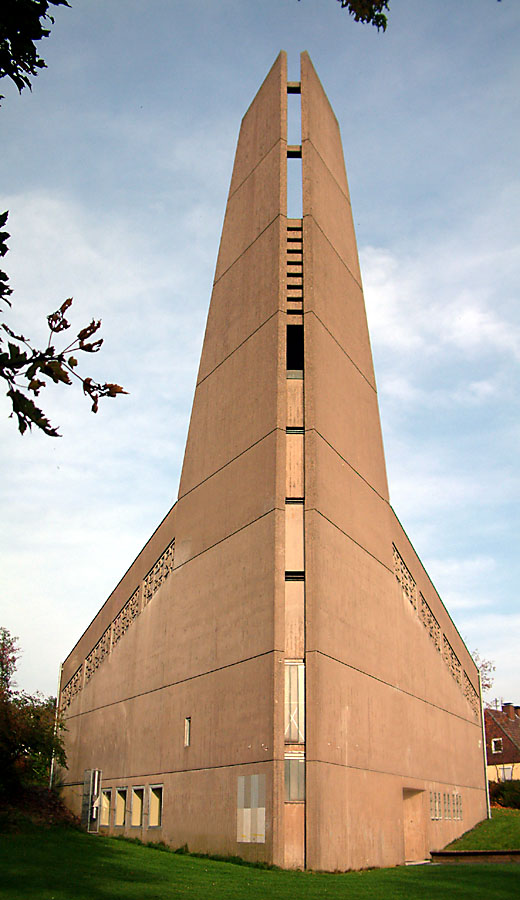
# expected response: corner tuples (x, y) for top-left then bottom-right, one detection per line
(287, 325), (304, 376)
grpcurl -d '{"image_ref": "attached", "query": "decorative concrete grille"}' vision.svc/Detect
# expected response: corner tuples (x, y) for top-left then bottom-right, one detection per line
(462, 671), (479, 717)
(393, 544), (417, 610)
(143, 539), (175, 607)
(393, 542), (479, 719)
(419, 593), (442, 651)
(112, 589), (140, 646)
(85, 626), (112, 682)
(443, 636), (462, 686)
(61, 665), (83, 710)
(61, 539), (176, 706)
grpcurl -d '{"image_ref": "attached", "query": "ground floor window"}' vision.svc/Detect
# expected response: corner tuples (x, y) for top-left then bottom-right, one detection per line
(100, 789), (111, 826)
(131, 787), (144, 827)
(149, 785), (163, 827)
(115, 788), (127, 826)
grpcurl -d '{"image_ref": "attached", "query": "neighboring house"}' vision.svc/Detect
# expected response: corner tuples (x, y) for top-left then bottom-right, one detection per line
(485, 703), (520, 782)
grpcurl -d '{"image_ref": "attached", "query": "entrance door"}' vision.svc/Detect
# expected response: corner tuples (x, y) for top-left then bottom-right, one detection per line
(402, 788), (426, 863)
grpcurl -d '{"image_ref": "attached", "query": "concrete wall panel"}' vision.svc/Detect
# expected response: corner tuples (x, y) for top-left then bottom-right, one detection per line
(305, 428), (393, 567)
(197, 220), (284, 383)
(179, 316), (281, 497)
(215, 144), (286, 282)
(303, 218), (376, 389)
(304, 315), (389, 500)
(301, 51), (349, 199)
(229, 52), (286, 196)
(303, 140), (361, 286)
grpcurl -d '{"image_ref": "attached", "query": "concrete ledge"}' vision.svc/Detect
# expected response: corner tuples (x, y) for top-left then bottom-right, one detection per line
(431, 850), (520, 864)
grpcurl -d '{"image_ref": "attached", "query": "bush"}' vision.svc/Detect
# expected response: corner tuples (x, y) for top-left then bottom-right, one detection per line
(489, 779), (520, 809)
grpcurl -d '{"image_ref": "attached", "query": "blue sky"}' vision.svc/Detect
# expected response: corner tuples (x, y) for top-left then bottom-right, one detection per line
(1, 0), (519, 704)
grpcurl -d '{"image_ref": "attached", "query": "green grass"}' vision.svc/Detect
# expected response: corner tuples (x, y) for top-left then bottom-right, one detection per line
(1, 824), (520, 900)
(446, 808), (520, 852)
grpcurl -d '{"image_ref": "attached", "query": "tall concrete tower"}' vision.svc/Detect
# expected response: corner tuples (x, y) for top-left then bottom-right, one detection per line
(59, 52), (487, 870)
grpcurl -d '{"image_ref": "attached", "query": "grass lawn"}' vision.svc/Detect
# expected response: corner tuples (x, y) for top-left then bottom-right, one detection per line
(446, 808), (520, 852)
(1, 824), (520, 900)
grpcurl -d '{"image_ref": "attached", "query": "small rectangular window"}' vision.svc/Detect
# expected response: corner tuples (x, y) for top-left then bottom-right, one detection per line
(284, 755), (305, 801)
(115, 788), (127, 827)
(184, 716), (191, 747)
(491, 737), (503, 753)
(100, 789), (111, 827)
(447, 793), (451, 820)
(131, 787), (144, 827)
(149, 785), (163, 827)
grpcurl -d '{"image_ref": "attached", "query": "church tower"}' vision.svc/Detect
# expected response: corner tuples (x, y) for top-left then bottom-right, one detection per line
(59, 52), (487, 870)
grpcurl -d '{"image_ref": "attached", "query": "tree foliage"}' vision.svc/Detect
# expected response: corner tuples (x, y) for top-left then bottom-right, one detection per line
(472, 649), (496, 695)
(0, 0), (70, 102)
(0, 627), (66, 796)
(0, 212), (127, 436)
(336, 1), (389, 31)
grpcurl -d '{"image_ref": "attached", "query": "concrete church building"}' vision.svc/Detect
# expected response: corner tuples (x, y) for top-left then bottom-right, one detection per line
(59, 52), (488, 870)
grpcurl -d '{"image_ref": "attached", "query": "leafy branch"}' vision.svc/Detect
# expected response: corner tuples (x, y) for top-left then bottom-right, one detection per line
(0, 0), (70, 103)
(335, 1), (389, 31)
(0, 211), (127, 437)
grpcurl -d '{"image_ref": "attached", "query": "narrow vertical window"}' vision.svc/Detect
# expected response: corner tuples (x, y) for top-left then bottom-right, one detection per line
(184, 716), (191, 747)
(115, 788), (127, 827)
(284, 661), (305, 743)
(131, 787), (144, 827)
(284, 754), (305, 801)
(149, 785), (163, 827)
(100, 789), (111, 827)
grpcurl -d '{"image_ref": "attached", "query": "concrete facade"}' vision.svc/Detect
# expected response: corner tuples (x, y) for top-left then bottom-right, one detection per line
(59, 52), (487, 870)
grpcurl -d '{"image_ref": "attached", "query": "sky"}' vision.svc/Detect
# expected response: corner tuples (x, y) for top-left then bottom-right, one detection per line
(1, 0), (519, 704)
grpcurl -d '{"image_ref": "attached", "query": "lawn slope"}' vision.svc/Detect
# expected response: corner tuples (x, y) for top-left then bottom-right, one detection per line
(446, 808), (520, 852)
(1, 824), (520, 900)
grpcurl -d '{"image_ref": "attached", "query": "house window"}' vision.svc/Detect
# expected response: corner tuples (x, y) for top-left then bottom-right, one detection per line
(498, 766), (513, 782)
(131, 787), (144, 827)
(491, 738), (503, 754)
(184, 716), (191, 747)
(149, 785), (163, 827)
(115, 788), (127, 827)
(100, 789), (111, 827)
(447, 793), (451, 820)
(285, 753), (305, 801)
(284, 661), (305, 743)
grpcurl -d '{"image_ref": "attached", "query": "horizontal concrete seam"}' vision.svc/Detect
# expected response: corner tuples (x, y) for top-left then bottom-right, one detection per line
(302, 136), (351, 206)
(227, 136), (285, 200)
(213, 212), (283, 285)
(308, 429), (389, 505)
(196, 309), (280, 387)
(305, 758), (486, 792)
(62, 759), (278, 785)
(307, 649), (482, 728)
(307, 508), (394, 576)
(64, 649), (277, 721)
(178, 427), (281, 503)
(306, 310), (377, 393)
(304, 215), (363, 293)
